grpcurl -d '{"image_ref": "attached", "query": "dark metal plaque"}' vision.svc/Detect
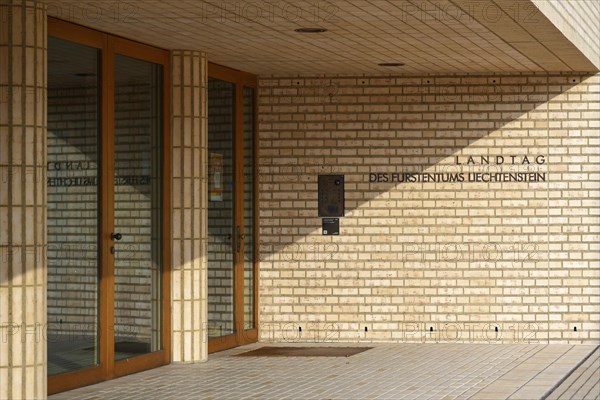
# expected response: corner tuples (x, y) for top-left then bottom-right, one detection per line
(318, 175), (344, 217)
(322, 218), (340, 235)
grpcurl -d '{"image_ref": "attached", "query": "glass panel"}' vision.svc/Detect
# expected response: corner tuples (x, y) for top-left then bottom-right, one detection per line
(243, 87), (255, 330)
(113, 54), (162, 360)
(47, 37), (100, 375)
(207, 77), (235, 338)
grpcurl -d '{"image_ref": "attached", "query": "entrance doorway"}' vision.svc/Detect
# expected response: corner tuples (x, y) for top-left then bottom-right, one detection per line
(207, 64), (258, 353)
(46, 19), (171, 394)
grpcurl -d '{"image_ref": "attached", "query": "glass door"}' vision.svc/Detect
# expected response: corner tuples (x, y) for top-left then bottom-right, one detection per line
(47, 19), (171, 395)
(47, 35), (101, 379)
(112, 54), (163, 362)
(108, 37), (171, 378)
(207, 65), (258, 353)
(207, 78), (236, 342)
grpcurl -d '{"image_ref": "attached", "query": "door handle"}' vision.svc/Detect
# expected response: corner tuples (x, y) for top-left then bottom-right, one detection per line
(111, 232), (122, 241)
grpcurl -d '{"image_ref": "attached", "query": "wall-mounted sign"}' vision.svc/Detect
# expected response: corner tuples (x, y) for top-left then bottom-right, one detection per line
(368, 172), (546, 183)
(47, 161), (97, 171)
(210, 152), (223, 201)
(322, 218), (339, 235)
(47, 175), (150, 187)
(369, 154), (547, 184)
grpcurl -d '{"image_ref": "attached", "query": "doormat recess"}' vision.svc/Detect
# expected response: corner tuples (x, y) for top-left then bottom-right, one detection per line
(235, 346), (372, 357)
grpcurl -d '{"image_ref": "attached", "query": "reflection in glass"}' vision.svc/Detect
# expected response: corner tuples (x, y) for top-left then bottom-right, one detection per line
(113, 54), (163, 360)
(243, 87), (255, 330)
(207, 78), (236, 338)
(47, 37), (100, 376)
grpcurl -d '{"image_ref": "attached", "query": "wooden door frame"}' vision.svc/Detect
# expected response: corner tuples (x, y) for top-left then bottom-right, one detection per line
(111, 31), (172, 380)
(47, 18), (171, 395)
(207, 63), (259, 353)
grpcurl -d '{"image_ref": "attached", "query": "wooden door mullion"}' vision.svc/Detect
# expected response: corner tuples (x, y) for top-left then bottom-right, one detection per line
(101, 35), (116, 380)
(234, 80), (246, 343)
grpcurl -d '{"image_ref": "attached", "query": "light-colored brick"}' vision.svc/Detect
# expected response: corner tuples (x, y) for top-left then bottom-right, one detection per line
(258, 73), (600, 344)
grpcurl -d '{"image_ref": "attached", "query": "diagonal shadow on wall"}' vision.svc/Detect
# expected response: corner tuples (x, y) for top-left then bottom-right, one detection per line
(254, 72), (598, 343)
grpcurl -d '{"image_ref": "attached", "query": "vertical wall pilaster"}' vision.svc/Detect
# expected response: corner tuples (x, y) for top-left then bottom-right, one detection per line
(170, 50), (208, 363)
(0, 0), (47, 398)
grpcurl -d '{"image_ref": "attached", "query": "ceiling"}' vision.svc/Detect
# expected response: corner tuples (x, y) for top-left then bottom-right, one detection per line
(41, 0), (599, 76)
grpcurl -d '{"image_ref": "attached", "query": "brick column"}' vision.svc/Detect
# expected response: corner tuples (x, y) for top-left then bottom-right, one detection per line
(0, 0), (47, 399)
(170, 50), (208, 362)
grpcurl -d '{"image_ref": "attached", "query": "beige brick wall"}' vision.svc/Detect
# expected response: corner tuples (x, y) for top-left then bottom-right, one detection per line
(171, 50), (208, 363)
(0, 1), (47, 398)
(258, 73), (600, 345)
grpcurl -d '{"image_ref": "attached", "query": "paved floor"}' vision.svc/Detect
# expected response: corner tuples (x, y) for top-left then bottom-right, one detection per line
(49, 343), (599, 400)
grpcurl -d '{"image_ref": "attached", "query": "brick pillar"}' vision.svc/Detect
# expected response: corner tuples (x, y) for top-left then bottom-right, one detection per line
(170, 50), (208, 362)
(0, 0), (47, 399)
